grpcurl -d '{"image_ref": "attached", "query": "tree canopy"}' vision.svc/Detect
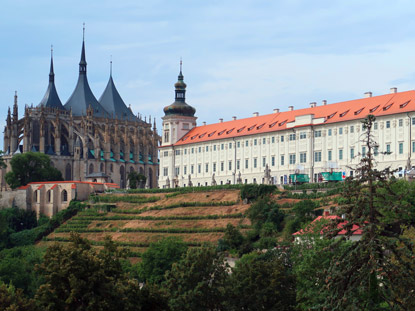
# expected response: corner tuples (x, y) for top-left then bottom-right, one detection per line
(5, 152), (63, 189)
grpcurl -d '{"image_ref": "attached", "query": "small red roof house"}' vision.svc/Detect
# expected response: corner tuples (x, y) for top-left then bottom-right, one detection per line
(293, 212), (363, 242)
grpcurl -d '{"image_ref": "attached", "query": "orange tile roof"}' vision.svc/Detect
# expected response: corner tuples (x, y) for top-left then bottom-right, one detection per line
(169, 90), (415, 147)
(293, 215), (363, 236)
(71, 184), (77, 189)
(50, 184), (57, 190)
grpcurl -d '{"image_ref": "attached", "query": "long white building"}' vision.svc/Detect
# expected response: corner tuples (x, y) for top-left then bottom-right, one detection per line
(159, 69), (415, 187)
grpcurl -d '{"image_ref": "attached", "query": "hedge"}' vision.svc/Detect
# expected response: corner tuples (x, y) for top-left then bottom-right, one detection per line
(90, 195), (160, 204)
(240, 184), (277, 201)
(124, 184), (244, 194)
(69, 213), (245, 221)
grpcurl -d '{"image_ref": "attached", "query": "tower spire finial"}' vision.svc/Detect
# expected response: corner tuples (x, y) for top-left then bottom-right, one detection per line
(110, 55), (112, 76)
(79, 24), (87, 74)
(49, 45), (55, 82)
(180, 58), (182, 74)
(83, 22), (85, 40)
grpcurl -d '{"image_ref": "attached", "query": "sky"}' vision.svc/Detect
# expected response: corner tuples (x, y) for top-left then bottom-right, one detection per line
(2, 0), (415, 146)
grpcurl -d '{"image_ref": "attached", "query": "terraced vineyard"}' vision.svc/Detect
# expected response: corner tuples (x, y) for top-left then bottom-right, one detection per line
(40, 189), (250, 258)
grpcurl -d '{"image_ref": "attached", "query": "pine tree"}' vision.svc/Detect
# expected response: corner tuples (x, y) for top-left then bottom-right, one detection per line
(323, 115), (415, 310)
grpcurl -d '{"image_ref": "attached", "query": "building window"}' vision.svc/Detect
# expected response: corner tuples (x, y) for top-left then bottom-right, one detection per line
(175, 167), (180, 176)
(350, 148), (355, 158)
(61, 190), (68, 202)
(328, 150), (332, 161)
(362, 147), (366, 157)
(206, 146), (209, 152)
(314, 130), (322, 138)
(399, 143), (404, 154)
(213, 163), (216, 172)
(412, 118), (415, 126)
(175, 150), (180, 155)
(339, 127), (343, 135)
(245, 159), (249, 169)
(198, 147), (202, 153)
(350, 125), (354, 133)
(237, 141), (240, 148)
(314, 151), (322, 162)
(263, 138), (266, 144)
(164, 151), (168, 157)
(245, 140), (249, 147)
(191, 165), (194, 174)
(191, 148), (194, 154)
(221, 144), (224, 150)
(213, 145), (216, 151)
(339, 149), (343, 160)
(221, 162), (224, 171)
(386, 121), (391, 129)
(236, 160), (240, 170)
(281, 155), (285, 166)
(229, 143), (232, 149)
(271, 156), (275, 166)
(184, 149), (187, 155)
(300, 132), (306, 139)
(281, 135), (284, 142)
(198, 164), (201, 174)
(262, 157), (266, 167)
(206, 163), (209, 173)
(386, 144), (391, 153)
(228, 161), (232, 170)
(289, 154), (296, 165)
(254, 158), (257, 168)
(328, 129), (332, 136)
(184, 166), (187, 175)
(163, 167), (168, 176)
(300, 152), (306, 163)
(289, 133), (296, 141)
(374, 122), (378, 130)
(374, 147), (378, 156)
(47, 190), (51, 203)
(271, 137), (275, 143)
(399, 119), (403, 127)
(254, 139), (257, 146)
(413, 142), (415, 153)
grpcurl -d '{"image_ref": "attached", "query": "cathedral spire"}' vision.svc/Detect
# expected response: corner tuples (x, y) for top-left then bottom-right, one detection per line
(49, 45), (55, 83)
(79, 23), (87, 75)
(13, 91), (18, 121)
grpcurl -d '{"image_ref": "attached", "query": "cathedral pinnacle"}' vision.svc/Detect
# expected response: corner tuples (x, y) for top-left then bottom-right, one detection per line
(49, 45), (55, 83)
(79, 23), (87, 74)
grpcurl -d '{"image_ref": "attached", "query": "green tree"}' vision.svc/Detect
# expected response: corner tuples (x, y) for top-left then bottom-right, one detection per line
(217, 224), (244, 253)
(5, 152), (63, 189)
(227, 250), (296, 311)
(247, 196), (285, 232)
(128, 171), (147, 189)
(0, 282), (38, 311)
(163, 246), (229, 311)
(323, 115), (415, 310)
(139, 237), (188, 284)
(35, 233), (157, 311)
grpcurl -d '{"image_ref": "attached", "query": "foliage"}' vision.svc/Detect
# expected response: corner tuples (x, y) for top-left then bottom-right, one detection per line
(127, 171), (147, 189)
(35, 233), (163, 311)
(240, 184), (277, 201)
(322, 115), (415, 310)
(90, 194), (160, 204)
(139, 237), (188, 284)
(125, 183), (243, 194)
(283, 181), (343, 190)
(217, 224), (245, 253)
(227, 250), (296, 311)
(0, 282), (38, 311)
(163, 246), (230, 311)
(247, 196), (285, 232)
(4, 152), (63, 189)
(0, 246), (44, 297)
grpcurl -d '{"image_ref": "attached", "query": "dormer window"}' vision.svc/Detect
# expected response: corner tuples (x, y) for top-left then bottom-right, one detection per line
(279, 120), (287, 126)
(400, 100), (410, 108)
(226, 128), (234, 134)
(248, 125), (257, 131)
(199, 132), (206, 138)
(269, 121), (278, 128)
(257, 123), (265, 130)
(383, 103), (393, 111)
(218, 130), (226, 136)
(326, 112), (336, 120)
(237, 126), (246, 133)
(208, 131), (216, 137)
(339, 110), (349, 117)
(369, 105), (379, 113)
(354, 108), (364, 115)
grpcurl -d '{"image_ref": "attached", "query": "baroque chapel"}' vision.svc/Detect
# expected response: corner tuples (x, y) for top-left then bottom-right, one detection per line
(1, 33), (159, 189)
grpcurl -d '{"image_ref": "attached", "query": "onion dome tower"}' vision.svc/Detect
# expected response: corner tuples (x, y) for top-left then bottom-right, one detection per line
(99, 60), (137, 120)
(163, 61), (196, 117)
(161, 61), (197, 146)
(38, 47), (64, 109)
(64, 26), (109, 118)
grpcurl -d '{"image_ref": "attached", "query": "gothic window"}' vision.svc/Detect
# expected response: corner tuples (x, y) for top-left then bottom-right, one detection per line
(100, 163), (104, 172)
(47, 190), (51, 203)
(61, 190), (68, 202)
(89, 163), (94, 174)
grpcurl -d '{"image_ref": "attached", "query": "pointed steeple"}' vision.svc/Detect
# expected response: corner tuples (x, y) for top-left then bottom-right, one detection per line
(38, 46), (64, 109)
(163, 60), (196, 117)
(98, 59), (137, 120)
(64, 25), (109, 118)
(79, 23), (87, 74)
(13, 91), (18, 121)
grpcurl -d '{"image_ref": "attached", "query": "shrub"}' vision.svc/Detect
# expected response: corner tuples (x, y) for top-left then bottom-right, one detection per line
(240, 184), (277, 201)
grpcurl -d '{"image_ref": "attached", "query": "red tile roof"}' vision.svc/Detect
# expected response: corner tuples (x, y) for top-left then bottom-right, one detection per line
(169, 90), (415, 147)
(50, 184), (57, 190)
(293, 215), (363, 236)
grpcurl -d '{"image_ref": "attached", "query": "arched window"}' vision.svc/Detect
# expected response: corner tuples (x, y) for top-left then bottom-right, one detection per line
(34, 190), (38, 203)
(65, 163), (72, 180)
(100, 163), (104, 172)
(61, 190), (68, 202)
(89, 163), (94, 174)
(47, 190), (51, 203)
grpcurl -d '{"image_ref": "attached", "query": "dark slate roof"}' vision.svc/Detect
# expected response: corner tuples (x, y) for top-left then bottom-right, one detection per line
(64, 39), (109, 118)
(38, 54), (64, 109)
(99, 75), (137, 121)
(163, 69), (196, 117)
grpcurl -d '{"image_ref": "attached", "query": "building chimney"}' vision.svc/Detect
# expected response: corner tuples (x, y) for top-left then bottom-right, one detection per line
(273, 108), (280, 113)
(219, 118), (223, 123)
(322, 100), (327, 106)
(232, 116), (237, 121)
(203, 121), (206, 126)
(310, 102), (317, 108)
(288, 106), (294, 111)
(364, 92), (372, 98)
(253, 112), (259, 117)
(390, 87), (397, 94)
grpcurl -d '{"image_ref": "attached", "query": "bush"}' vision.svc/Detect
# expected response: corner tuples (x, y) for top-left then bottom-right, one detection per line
(240, 184), (277, 201)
